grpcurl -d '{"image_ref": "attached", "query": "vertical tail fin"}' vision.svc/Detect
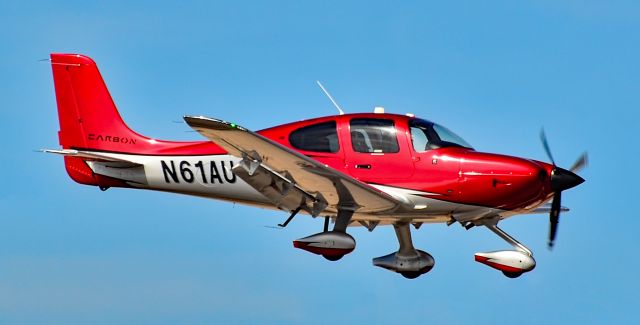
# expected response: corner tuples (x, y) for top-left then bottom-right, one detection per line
(49, 54), (224, 187)
(51, 54), (147, 152)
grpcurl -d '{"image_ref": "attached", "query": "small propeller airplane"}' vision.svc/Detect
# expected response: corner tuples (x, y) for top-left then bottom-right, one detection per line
(44, 54), (586, 279)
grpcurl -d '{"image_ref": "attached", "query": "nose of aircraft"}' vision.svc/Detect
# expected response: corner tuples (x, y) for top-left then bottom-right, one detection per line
(550, 167), (585, 192)
(457, 151), (553, 209)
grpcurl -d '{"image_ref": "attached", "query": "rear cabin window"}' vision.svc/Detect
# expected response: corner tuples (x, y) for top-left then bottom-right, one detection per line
(289, 121), (340, 153)
(350, 119), (399, 153)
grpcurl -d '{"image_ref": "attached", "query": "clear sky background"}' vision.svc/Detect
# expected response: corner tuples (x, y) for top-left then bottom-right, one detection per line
(1, 1), (638, 324)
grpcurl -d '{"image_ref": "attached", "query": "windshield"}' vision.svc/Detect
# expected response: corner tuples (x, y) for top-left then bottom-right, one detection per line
(409, 118), (473, 151)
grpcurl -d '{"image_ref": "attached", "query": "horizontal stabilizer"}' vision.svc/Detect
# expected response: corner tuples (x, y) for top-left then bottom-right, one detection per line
(41, 149), (141, 165)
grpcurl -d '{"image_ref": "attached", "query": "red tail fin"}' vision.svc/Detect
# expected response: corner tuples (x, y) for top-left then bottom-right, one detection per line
(50, 54), (222, 156)
(51, 54), (147, 152)
(50, 54), (224, 186)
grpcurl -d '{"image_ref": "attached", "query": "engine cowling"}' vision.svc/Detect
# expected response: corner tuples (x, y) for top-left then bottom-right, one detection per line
(475, 250), (536, 277)
(293, 231), (356, 259)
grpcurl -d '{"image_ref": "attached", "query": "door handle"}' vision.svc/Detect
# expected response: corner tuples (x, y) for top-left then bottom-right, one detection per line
(355, 164), (371, 169)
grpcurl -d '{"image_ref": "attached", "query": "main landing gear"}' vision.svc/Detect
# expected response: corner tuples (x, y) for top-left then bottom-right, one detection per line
(293, 209), (357, 261)
(295, 214), (435, 279)
(372, 222), (435, 279)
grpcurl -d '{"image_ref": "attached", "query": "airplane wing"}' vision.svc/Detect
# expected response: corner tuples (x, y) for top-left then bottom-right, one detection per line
(184, 116), (410, 215)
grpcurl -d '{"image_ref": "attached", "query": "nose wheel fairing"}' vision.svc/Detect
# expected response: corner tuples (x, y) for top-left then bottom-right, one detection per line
(474, 219), (537, 278)
(474, 250), (535, 275)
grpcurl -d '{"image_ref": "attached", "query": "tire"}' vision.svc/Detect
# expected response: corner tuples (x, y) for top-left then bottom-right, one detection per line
(502, 271), (523, 278)
(400, 271), (422, 279)
(323, 254), (344, 261)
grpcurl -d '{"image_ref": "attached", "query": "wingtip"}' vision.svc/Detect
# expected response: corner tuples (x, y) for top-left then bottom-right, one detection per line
(183, 115), (211, 126)
(183, 115), (242, 131)
(182, 115), (197, 123)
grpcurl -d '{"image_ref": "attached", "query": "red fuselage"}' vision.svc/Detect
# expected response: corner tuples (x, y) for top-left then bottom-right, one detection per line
(258, 113), (555, 213)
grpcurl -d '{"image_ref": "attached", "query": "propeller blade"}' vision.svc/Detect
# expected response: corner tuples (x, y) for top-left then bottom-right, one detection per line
(540, 129), (556, 166)
(570, 152), (589, 173)
(539, 131), (587, 250)
(548, 191), (561, 249)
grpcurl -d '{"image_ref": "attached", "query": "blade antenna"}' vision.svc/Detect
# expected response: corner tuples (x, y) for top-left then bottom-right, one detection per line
(316, 81), (345, 115)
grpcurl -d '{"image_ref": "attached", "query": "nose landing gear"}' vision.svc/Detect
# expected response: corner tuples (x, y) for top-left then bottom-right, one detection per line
(474, 219), (536, 278)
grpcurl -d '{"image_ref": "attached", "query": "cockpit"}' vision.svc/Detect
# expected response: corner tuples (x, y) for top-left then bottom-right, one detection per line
(409, 118), (473, 151)
(276, 114), (473, 156)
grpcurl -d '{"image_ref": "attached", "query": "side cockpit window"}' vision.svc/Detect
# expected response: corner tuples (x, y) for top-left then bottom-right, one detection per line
(350, 119), (399, 153)
(289, 121), (340, 153)
(410, 126), (430, 152)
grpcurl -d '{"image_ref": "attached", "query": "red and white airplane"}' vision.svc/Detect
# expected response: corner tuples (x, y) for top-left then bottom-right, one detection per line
(45, 54), (586, 279)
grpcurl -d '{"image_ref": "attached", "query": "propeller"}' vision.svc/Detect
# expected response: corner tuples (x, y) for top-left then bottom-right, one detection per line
(540, 130), (586, 249)
(569, 152), (589, 173)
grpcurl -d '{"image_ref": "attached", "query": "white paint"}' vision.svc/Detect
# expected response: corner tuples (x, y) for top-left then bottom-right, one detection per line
(86, 152), (271, 205)
(77, 151), (526, 224)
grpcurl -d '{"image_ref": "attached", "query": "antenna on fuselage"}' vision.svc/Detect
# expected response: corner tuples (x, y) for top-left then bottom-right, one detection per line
(316, 81), (345, 115)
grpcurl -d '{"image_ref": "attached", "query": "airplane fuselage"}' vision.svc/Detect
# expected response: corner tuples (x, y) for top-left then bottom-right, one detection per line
(68, 116), (557, 225)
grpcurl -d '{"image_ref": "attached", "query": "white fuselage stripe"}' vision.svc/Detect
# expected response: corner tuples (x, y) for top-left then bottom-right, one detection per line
(83, 152), (510, 222)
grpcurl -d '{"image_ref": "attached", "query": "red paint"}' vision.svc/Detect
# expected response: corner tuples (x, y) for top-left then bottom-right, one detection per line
(261, 113), (555, 211)
(61, 156), (132, 188)
(50, 54), (225, 156)
(459, 152), (553, 210)
(63, 156), (97, 185)
(474, 255), (525, 273)
(50, 54), (567, 215)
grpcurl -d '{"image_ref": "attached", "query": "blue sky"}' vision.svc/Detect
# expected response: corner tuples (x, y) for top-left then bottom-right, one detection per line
(1, 1), (638, 323)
